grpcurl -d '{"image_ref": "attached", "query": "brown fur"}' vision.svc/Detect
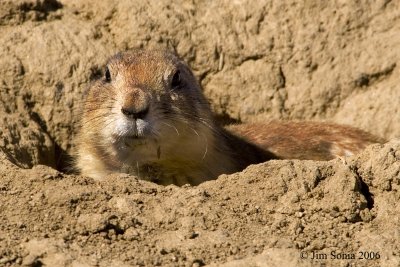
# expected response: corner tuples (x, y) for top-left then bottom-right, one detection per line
(228, 121), (384, 161)
(76, 49), (384, 186)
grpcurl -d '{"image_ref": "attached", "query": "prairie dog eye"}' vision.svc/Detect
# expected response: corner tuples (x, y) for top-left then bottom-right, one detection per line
(171, 70), (182, 88)
(105, 66), (111, 82)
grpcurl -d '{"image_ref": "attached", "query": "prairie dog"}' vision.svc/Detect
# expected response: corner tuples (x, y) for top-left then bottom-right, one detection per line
(76, 49), (383, 185)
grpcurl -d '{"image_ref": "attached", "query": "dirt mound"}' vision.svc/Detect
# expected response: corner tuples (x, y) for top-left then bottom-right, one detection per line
(0, 0), (399, 266)
(0, 140), (399, 266)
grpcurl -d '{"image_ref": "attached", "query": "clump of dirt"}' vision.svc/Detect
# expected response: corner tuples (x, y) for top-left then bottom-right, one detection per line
(0, 0), (399, 266)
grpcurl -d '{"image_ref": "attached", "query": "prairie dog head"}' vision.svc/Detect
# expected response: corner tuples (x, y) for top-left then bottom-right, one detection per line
(79, 49), (216, 178)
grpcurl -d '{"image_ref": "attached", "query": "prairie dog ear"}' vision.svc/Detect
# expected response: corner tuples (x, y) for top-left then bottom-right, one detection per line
(170, 70), (182, 88)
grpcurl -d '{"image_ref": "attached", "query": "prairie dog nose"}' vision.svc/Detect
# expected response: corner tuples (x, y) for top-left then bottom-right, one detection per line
(121, 89), (149, 119)
(121, 106), (149, 119)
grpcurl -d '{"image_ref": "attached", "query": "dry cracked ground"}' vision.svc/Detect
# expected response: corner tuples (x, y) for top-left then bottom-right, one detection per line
(0, 0), (399, 266)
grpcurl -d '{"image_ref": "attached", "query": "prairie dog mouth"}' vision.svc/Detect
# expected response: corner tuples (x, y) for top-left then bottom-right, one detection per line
(112, 133), (147, 142)
(126, 135), (146, 140)
(124, 138), (149, 148)
(112, 132), (151, 147)
(111, 116), (152, 139)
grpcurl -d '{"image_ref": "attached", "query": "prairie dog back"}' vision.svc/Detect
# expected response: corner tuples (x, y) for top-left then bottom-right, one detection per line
(229, 121), (384, 161)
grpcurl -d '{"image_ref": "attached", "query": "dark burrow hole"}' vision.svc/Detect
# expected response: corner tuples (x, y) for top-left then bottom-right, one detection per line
(19, 0), (63, 14)
(352, 165), (375, 210)
(54, 142), (76, 174)
(27, 110), (76, 174)
(213, 112), (240, 126)
(359, 178), (374, 209)
(31, 260), (44, 267)
(103, 222), (125, 236)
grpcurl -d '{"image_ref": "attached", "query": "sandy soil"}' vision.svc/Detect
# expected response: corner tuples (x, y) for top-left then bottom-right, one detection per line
(0, 0), (399, 266)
